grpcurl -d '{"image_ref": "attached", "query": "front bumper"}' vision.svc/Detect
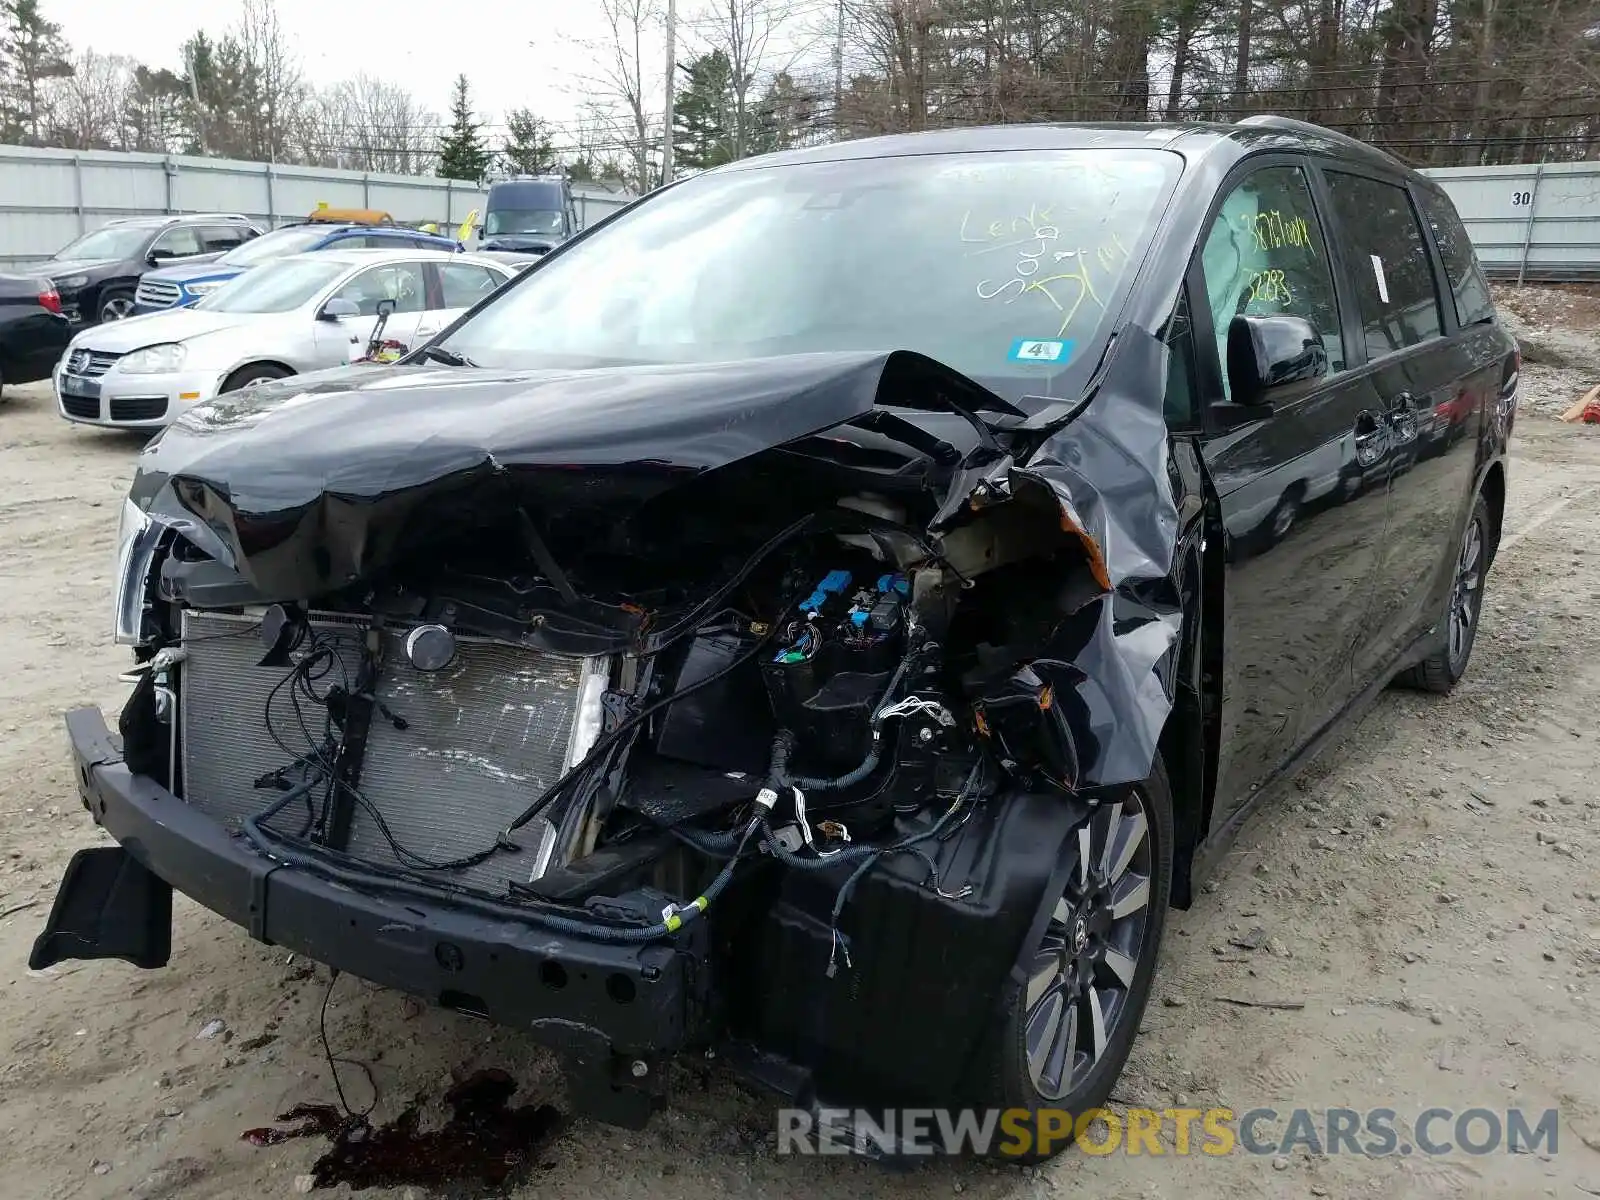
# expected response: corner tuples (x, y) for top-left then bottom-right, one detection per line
(54, 363), (222, 430)
(51, 704), (695, 1125)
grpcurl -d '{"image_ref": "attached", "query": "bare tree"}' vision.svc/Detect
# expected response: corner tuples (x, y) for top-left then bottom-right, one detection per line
(233, 0), (306, 161)
(587, 0), (664, 192)
(694, 0), (795, 158)
(42, 48), (132, 149)
(302, 74), (439, 173)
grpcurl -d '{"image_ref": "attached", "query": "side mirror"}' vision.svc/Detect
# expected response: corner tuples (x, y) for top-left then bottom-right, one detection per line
(374, 298), (396, 318)
(319, 297), (360, 321)
(1223, 313), (1329, 411)
(474, 225), (484, 238)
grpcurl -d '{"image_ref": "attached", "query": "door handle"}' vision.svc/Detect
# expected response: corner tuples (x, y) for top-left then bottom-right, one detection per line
(1353, 409), (1387, 467)
(1386, 391), (1418, 443)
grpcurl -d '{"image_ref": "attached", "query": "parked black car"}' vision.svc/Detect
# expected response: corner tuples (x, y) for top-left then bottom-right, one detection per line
(35, 116), (1515, 1157)
(42, 213), (262, 326)
(0, 272), (71, 400)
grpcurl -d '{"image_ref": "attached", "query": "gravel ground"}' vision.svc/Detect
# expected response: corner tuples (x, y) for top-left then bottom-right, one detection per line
(1, 311), (1598, 1198)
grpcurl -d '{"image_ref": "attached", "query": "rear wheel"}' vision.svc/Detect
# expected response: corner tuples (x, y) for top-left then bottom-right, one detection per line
(977, 759), (1174, 1161)
(220, 363), (290, 393)
(1397, 493), (1489, 693)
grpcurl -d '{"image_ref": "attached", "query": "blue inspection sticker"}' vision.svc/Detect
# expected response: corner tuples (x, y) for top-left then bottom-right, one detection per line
(1008, 337), (1074, 364)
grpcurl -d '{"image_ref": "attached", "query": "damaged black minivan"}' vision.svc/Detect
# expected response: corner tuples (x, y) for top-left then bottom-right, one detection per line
(37, 115), (1516, 1154)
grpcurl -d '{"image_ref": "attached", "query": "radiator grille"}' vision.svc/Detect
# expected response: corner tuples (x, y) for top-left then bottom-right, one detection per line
(134, 280), (183, 309)
(178, 610), (606, 894)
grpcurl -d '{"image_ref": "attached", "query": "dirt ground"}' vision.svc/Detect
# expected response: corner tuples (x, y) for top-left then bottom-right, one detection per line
(2, 293), (1599, 1199)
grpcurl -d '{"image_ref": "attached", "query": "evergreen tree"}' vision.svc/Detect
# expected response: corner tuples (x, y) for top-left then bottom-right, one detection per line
(500, 106), (557, 176)
(673, 51), (737, 172)
(1, 0), (73, 143)
(437, 74), (490, 182)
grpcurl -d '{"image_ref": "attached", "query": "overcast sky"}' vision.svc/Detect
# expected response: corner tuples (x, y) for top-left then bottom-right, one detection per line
(48, 0), (833, 150)
(49, 0), (649, 143)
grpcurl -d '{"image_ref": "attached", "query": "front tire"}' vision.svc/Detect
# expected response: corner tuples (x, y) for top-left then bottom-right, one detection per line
(220, 363), (290, 393)
(1397, 493), (1489, 694)
(978, 758), (1174, 1161)
(98, 291), (134, 322)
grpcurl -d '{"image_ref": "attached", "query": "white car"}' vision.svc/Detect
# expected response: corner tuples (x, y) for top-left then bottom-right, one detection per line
(54, 248), (517, 430)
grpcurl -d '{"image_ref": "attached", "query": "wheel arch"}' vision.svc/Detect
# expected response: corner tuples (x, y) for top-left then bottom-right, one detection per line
(220, 360), (296, 392)
(1479, 458), (1506, 568)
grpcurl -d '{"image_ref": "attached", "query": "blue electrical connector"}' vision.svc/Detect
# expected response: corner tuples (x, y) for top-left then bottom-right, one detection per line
(876, 573), (910, 596)
(800, 569), (853, 614)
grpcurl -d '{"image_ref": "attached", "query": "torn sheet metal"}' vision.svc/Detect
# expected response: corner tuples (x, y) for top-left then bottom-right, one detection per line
(969, 328), (1185, 789)
(131, 351), (1022, 600)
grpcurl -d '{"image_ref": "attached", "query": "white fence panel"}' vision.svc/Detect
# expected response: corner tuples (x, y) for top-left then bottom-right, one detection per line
(0, 143), (635, 268)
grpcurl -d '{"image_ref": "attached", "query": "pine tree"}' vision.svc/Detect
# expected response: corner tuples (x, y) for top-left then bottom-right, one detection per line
(500, 107), (557, 176)
(437, 74), (490, 183)
(673, 51), (737, 172)
(1, 0), (73, 144)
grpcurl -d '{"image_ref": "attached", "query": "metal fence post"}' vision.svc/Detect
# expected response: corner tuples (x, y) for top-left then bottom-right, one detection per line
(265, 163), (276, 227)
(163, 156), (174, 214)
(446, 178), (453, 226)
(363, 172), (371, 209)
(1516, 163), (1546, 287)
(71, 155), (85, 233)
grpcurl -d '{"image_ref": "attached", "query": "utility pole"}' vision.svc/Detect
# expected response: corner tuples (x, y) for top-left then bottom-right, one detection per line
(663, 0), (677, 184)
(834, 0), (844, 138)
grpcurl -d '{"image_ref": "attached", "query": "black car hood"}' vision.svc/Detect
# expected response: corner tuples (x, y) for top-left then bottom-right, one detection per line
(46, 257), (124, 279)
(134, 350), (1025, 588)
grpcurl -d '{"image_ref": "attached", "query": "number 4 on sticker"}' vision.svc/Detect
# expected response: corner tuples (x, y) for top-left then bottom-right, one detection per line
(1009, 338), (1074, 364)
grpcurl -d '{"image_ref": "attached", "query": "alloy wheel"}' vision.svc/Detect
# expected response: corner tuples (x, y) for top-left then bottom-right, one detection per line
(1022, 790), (1154, 1101)
(101, 296), (134, 321)
(1448, 514), (1484, 670)
(1270, 495), (1298, 540)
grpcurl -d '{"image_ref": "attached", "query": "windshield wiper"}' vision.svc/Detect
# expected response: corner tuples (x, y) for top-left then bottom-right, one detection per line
(415, 345), (477, 367)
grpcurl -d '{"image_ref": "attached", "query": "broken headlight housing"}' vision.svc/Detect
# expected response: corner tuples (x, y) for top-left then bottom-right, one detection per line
(112, 498), (162, 646)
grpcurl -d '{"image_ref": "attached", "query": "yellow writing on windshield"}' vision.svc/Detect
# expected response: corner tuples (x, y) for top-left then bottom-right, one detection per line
(966, 206), (1131, 338)
(1241, 210), (1314, 254)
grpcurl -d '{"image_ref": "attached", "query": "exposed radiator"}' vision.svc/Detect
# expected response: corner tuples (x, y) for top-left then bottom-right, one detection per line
(178, 609), (608, 894)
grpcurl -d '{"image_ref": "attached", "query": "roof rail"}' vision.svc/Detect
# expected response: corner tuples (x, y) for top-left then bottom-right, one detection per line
(1234, 114), (1391, 155)
(161, 211), (256, 224)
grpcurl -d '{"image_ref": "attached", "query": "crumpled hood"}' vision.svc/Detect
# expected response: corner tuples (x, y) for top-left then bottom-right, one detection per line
(132, 350), (1023, 592)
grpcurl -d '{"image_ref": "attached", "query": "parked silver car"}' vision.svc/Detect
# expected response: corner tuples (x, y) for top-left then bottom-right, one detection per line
(54, 249), (517, 430)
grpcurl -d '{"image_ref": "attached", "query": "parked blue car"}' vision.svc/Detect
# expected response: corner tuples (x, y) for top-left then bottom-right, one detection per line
(132, 223), (460, 313)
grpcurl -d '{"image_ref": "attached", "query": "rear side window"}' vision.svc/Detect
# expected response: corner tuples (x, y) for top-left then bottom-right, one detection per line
(1415, 187), (1494, 326)
(1323, 171), (1444, 359)
(201, 225), (249, 253)
(438, 262), (503, 309)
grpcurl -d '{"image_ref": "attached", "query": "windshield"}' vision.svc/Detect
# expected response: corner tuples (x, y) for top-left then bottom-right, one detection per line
(219, 225), (330, 267)
(195, 256), (349, 314)
(441, 149), (1181, 399)
(484, 208), (565, 236)
(51, 225), (153, 262)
